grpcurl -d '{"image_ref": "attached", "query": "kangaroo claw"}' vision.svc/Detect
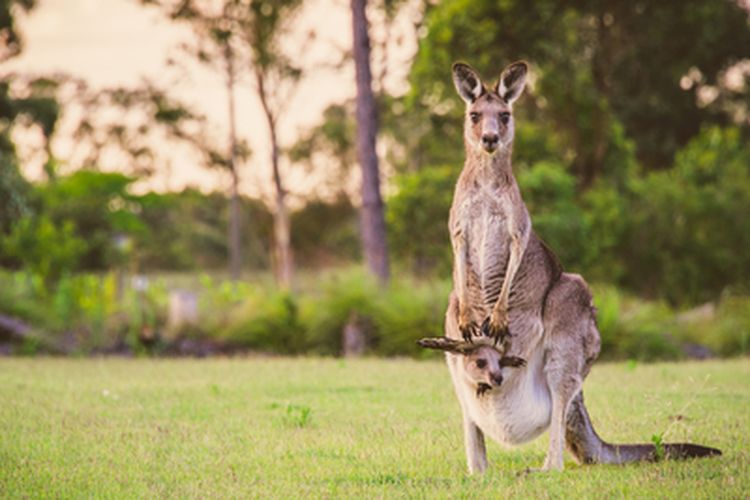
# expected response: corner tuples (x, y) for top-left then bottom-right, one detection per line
(459, 321), (479, 341)
(481, 316), (510, 341)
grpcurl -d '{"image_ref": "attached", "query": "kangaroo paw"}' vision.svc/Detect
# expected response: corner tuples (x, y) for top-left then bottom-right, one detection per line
(459, 321), (479, 341)
(480, 316), (510, 341)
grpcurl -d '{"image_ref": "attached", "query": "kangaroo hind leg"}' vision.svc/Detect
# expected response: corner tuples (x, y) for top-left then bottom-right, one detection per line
(540, 274), (599, 471)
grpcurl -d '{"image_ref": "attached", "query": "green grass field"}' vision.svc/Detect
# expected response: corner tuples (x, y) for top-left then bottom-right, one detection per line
(1, 358), (748, 498)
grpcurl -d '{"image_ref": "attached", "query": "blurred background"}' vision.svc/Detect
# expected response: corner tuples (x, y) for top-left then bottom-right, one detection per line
(1, 0), (749, 360)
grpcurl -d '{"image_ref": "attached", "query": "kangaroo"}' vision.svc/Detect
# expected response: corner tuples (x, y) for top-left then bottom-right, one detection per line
(418, 61), (721, 473)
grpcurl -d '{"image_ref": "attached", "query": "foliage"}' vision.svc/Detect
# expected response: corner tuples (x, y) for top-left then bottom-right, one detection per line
(679, 293), (750, 357)
(136, 189), (273, 271)
(291, 197), (360, 268)
(0, 270), (168, 353)
(0, 75), (58, 232)
(387, 166), (457, 276)
(213, 269), (449, 357)
(0, 171), (278, 279)
(517, 161), (589, 272)
(1, 216), (85, 285)
(30, 171), (144, 272)
(406, 0), (750, 177)
(617, 127), (750, 304)
(288, 102), (359, 196)
(0, 0), (36, 61)
(592, 285), (682, 362)
(218, 289), (305, 353)
(66, 81), (217, 176)
(2, 265), (749, 360)
(0, 154), (30, 235)
(300, 270), (382, 355)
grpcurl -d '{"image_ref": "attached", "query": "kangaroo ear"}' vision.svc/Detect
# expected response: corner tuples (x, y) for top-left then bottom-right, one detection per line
(417, 337), (473, 354)
(497, 61), (528, 104)
(452, 62), (485, 103)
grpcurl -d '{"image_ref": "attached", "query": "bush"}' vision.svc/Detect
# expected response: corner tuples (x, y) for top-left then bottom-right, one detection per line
(218, 290), (305, 353)
(300, 270), (381, 355)
(297, 269), (450, 357)
(678, 294), (750, 357)
(1, 216), (86, 286)
(617, 127), (750, 305)
(518, 161), (589, 272)
(387, 166), (458, 277)
(591, 285), (682, 361)
(370, 277), (450, 357)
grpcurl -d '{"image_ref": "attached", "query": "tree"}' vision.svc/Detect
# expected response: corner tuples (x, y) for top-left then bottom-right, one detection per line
(0, 0), (39, 234)
(0, 0), (35, 62)
(145, 0), (307, 289)
(287, 102), (358, 199)
(142, 0), (250, 281)
(235, 0), (306, 290)
(351, 0), (390, 284)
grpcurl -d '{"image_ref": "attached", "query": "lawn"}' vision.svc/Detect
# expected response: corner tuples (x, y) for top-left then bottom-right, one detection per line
(0, 357), (747, 498)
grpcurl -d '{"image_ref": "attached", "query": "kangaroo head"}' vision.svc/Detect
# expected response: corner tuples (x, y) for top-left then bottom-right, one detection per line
(452, 61), (528, 155)
(417, 337), (526, 396)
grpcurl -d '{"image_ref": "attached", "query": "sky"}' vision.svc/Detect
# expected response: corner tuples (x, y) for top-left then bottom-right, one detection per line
(5, 0), (418, 200)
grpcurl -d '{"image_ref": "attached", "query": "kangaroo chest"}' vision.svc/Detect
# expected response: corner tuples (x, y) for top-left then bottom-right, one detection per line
(451, 186), (515, 308)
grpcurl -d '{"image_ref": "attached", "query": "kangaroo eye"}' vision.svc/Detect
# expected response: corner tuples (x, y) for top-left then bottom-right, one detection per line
(475, 359), (487, 369)
(499, 112), (510, 125)
(469, 112), (480, 124)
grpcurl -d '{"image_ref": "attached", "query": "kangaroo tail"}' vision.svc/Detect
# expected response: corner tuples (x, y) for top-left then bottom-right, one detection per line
(565, 392), (721, 465)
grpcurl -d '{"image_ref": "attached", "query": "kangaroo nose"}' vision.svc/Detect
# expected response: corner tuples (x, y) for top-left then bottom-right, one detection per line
(491, 372), (503, 386)
(482, 134), (499, 149)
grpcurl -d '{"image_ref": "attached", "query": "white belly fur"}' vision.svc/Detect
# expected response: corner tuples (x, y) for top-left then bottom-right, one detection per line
(451, 347), (551, 446)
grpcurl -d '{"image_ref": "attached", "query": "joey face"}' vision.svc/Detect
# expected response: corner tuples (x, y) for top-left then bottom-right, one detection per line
(416, 336), (526, 396)
(452, 61), (528, 156)
(461, 346), (506, 390)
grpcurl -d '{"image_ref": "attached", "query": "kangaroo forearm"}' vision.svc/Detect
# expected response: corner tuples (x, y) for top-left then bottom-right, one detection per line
(492, 231), (526, 315)
(452, 228), (470, 308)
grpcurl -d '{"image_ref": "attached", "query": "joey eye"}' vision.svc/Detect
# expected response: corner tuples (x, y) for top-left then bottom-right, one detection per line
(469, 112), (480, 124)
(499, 112), (510, 125)
(475, 359), (487, 369)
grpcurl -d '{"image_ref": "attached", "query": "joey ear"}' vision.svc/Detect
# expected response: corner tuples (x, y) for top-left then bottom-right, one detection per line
(417, 337), (473, 354)
(452, 62), (485, 103)
(497, 61), (528, 104)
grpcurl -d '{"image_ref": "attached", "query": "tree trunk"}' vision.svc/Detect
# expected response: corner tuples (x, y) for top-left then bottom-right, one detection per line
(351, 0), (390, 285)
(256, 72), (294, 289)
(225, 43), (242, 281)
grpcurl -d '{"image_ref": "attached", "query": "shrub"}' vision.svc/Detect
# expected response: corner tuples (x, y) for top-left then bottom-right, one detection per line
(218, 290), (305, 353)
(370, 277), (450, 357)
(518, 161), (589, 272)
(387, 166), (458, 277)
(1, 216), (86, 286)
(618, 127), (750, 305)
(300, 269), (381, 355)
(298, 269), (451, 357)
(678, 294), (750, 357)
(591, 285), (682, 361)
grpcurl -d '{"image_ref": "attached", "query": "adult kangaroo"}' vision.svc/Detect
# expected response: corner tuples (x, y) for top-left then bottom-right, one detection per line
(418, 61), (721, 473)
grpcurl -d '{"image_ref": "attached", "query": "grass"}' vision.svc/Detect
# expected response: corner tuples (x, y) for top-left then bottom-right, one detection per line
(0, 358), (748, 498)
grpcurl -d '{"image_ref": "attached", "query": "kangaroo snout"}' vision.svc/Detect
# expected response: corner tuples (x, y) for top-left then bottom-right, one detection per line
(481, 133), (499, 152)
(491, 372), (504, 386)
